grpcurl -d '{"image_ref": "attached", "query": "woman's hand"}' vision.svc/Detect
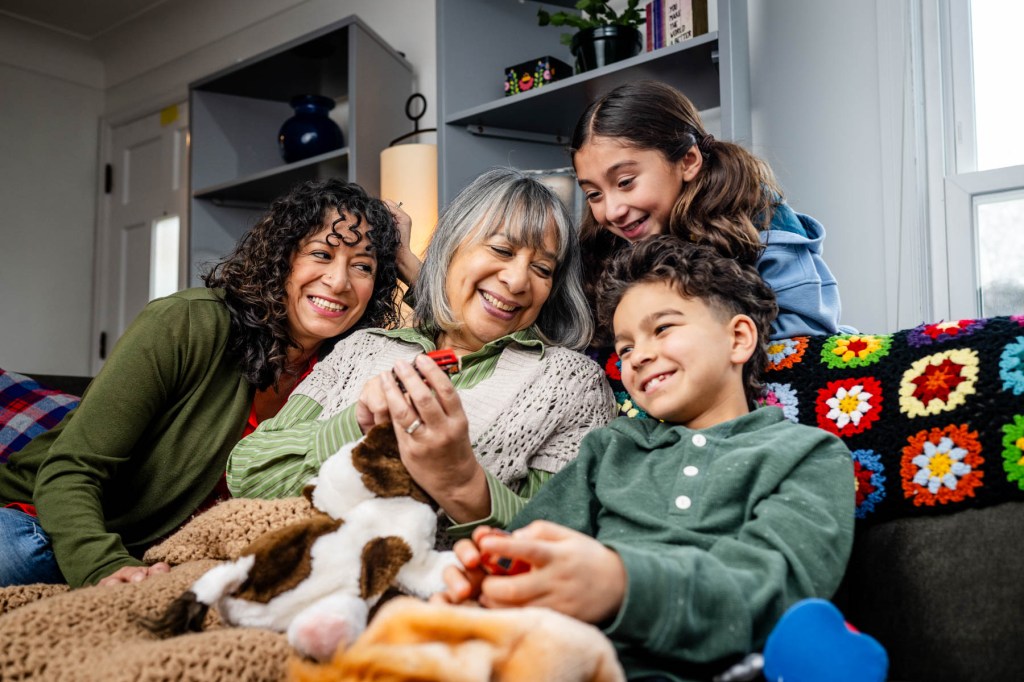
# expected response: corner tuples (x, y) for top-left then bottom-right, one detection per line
(466, 521), (626, 624)
(355, 374), (390, 435)
(383, 199), (421, 286)
(380, 354), (489, 522)
(97, 561), (170, 586)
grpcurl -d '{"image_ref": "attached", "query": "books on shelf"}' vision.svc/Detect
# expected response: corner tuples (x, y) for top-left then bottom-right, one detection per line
(645, 0), (708, 51)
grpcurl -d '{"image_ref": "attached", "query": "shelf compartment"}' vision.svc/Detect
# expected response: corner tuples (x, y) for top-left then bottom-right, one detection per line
(445, 33), (720, 137)
(193, 147), (350, 206)
(191, 24), (350, 102)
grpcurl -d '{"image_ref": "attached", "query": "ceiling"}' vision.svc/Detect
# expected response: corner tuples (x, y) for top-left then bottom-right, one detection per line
(0, 0), (170, 40)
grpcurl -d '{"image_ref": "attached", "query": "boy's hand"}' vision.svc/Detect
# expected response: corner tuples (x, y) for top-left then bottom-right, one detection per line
(433, 529), (492, 605)
(474, 521), (627, 625)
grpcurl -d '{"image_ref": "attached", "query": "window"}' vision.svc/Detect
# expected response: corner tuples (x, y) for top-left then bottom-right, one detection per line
(941, 0), (1024, 318)
(150, 215), (180, 301)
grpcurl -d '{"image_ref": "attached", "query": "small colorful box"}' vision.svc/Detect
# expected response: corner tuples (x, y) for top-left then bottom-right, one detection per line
(504, 56), (572, 96)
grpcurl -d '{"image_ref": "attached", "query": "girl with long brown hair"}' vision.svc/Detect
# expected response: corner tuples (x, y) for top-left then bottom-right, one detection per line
(571, 80), (853, 341)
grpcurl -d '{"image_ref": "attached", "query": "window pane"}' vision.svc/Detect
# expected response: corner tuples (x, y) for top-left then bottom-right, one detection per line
(151, 216), (180, 300)
(971, 1), (1024, 171)
(976, 192), (1024, 316)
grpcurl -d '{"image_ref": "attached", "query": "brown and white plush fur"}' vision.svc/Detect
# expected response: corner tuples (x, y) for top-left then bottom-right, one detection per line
(146, 424), (458, 661)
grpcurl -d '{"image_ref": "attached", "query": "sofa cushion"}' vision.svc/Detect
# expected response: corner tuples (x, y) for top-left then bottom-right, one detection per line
(0, 369), (81, 465)
(836, 500), (1024, 681)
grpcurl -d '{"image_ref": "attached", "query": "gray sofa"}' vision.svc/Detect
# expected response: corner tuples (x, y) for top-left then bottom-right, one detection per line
(761, 317), (1023, 681)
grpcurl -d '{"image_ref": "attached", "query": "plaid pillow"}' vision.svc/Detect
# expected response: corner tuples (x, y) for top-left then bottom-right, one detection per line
(1, 369), (80, 465)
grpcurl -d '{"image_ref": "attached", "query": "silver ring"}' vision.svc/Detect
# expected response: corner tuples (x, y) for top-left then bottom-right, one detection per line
(405, 418), (422, 434)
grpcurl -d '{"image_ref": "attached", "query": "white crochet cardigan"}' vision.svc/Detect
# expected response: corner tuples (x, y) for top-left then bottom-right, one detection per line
(294, 329), (616, 485)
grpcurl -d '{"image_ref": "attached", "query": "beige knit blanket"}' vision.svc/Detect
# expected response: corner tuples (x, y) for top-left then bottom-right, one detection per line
(0, 498), (624, 682)
(0, 498), (316, 682)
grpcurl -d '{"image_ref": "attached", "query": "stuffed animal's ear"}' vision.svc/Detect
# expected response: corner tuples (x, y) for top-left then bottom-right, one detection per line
(235, 515), (343, 603)
(361, 422), (400, 456)
(359, 536), (413, 600)
(301, 483), (316, 505)
(137, 590), (210, 637)
(352, 424), (434, 506)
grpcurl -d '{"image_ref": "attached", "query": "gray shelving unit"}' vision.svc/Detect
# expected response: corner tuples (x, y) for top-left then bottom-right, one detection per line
(436, 0), (749, 203)
(188, 15), (413, 283)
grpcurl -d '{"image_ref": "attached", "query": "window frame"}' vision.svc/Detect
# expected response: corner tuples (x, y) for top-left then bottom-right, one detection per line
(930, 0), (1024, 319)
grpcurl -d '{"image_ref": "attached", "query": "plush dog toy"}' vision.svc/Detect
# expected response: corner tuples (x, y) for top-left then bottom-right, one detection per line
(144, 424), (458, 661)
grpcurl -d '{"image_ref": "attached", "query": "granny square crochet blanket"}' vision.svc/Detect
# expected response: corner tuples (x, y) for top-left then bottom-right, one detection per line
(590, 315), (1024, 524)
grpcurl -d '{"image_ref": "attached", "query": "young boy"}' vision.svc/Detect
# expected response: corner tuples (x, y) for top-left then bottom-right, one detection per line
(438, 236), (855, 680)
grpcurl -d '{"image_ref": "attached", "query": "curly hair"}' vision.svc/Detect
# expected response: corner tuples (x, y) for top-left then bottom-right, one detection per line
(571, 80), (783, 331)
(203, 179), (400, 389)
(594, 236), (779, 405)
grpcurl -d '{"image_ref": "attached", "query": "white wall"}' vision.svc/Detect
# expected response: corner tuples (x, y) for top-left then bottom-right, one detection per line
(749, 0), (890, 334)
(0, 17), (104, 375)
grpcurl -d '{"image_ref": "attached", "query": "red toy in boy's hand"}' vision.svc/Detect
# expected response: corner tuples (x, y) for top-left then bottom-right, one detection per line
(478, 529), (531, 576)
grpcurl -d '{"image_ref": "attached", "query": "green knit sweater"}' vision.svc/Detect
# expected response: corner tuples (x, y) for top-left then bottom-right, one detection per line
(0, 288), (253, 587)
(511, 407), (855, 681)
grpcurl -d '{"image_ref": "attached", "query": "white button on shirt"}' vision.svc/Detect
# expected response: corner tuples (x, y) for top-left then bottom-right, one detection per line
(675, 495), (692, 510)
(692, 433), (707, 447)
(683, 465), (699, 477)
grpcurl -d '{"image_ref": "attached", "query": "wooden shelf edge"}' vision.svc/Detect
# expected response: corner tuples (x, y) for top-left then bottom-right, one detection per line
(193, 147), (351, 200)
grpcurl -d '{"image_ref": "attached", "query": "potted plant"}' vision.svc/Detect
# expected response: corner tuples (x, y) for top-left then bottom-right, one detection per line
(537, 0), (645, 73)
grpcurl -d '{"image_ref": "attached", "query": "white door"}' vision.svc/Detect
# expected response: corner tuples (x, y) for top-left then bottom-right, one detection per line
(92, 104), (189, 374)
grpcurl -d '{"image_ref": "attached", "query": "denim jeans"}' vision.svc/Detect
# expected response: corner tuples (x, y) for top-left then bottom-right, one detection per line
(0, 507), (65, 586)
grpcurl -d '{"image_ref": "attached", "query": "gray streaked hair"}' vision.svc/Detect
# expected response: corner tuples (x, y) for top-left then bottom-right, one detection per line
(413, 167), (593, 350)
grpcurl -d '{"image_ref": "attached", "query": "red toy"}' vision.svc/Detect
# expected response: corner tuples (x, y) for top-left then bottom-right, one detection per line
(396, 349), (460, 392)
(426, 349), (460, 376)
(478, 529), (531, 576)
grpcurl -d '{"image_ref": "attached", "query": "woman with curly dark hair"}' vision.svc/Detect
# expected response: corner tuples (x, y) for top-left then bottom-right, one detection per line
(0, 179), (401, 589)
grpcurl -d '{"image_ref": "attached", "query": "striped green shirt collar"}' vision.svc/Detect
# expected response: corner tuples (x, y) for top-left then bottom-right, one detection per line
(369, 325), (545, 361)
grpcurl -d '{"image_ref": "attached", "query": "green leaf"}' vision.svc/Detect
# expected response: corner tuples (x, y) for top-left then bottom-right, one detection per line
(537, 1), (645, 31)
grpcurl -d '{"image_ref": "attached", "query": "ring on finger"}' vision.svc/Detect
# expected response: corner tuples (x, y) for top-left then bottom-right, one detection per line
(405, 418), (422, 435)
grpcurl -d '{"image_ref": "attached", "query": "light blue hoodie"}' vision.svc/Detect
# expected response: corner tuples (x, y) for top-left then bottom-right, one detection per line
(757, 203), (855, 339)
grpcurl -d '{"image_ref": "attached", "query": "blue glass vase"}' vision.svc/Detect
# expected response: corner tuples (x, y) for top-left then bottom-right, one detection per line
(278, 94), (344, 163)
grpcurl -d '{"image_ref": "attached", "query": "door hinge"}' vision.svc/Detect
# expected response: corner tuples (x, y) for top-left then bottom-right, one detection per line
(99, 332), (107, 360)
(104, 164), (113, 194)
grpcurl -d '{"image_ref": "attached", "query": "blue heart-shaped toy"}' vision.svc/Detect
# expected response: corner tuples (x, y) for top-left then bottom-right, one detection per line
(763, 599), (888, 682)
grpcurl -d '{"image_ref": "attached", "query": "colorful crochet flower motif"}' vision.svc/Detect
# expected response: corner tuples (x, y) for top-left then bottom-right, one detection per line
(850, 449), (886, 519)
(1001, 415), (1024, 491)
(816, 377), (883, 437)
(821, 334), (892, 369)
(604, 353), (622, 381)
(898, 349), (979, 418)
(614, 391), (647, 419)
(758, 382), (799, 423)
(906, 319), (986, 347)
(766, 337), (808, 371)
(901, 424), (983, 506)
(998, 336), (1024, 395)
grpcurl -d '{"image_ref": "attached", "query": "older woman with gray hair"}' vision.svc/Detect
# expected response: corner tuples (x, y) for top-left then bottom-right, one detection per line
(228, 168), (615, 536)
